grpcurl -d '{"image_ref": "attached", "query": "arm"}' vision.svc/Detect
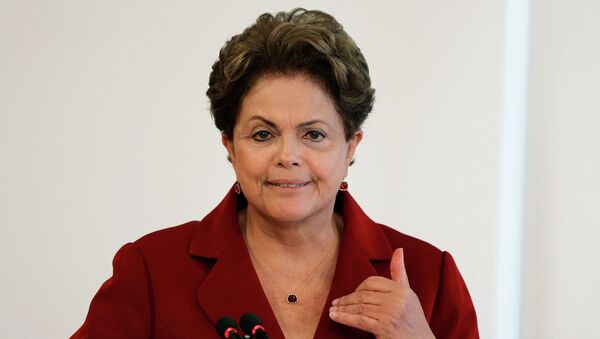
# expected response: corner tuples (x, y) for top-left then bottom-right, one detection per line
(429, 251), (479, 339)
(71, 242), (153, 339)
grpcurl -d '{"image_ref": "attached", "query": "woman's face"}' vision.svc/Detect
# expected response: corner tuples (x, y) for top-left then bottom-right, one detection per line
(223, 74), (362, 224)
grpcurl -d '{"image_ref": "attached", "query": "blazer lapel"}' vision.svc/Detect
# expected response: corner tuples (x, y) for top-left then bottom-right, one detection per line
(189, 187), (285, 338)
(314, 191), (394, 338)
(196, 234), (285, 338)
(189, 187), (392, 338)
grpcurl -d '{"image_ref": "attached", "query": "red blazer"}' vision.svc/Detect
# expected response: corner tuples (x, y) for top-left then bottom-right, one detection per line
(73, 187), (479, 338)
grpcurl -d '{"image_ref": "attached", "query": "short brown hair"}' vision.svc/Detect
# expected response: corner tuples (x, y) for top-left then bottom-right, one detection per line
(206, 8), (375, 141)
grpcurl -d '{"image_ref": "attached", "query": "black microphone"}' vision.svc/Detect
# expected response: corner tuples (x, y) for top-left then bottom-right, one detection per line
(240, 313), (269, 339)
(216, 316), (243, 339)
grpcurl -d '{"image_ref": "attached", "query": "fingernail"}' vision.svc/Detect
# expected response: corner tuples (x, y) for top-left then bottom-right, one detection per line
(329, 311), (337, 318)
(332, 299), (338, 305)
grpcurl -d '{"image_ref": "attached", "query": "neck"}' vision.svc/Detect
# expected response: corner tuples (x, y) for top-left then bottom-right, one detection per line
(240, 204), (342, 257)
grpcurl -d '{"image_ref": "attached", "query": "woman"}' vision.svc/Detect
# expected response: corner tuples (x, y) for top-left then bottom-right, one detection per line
(73, 8), (478, 339)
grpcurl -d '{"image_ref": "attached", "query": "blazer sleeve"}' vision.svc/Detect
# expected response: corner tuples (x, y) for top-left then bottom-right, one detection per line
(429, 251), (479, 339)
(71, 242), (153, 339)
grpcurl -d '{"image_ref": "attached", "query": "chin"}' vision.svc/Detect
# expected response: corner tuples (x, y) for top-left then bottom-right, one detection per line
(265, 203), (316, 224)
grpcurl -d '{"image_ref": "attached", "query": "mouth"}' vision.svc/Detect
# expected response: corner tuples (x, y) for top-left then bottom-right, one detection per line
(266, 180), (311, 188)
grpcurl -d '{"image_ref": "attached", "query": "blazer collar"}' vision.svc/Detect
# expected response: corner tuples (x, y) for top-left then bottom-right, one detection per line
(188, 186), (393, 260)
(190, 185), (393, 338)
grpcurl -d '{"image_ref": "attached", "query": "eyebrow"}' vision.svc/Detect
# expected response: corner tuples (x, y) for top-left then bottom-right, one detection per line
(247, 115), (330, 129)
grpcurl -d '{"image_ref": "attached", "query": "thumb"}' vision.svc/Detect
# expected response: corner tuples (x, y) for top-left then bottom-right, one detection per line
(390, 248), (410, 286)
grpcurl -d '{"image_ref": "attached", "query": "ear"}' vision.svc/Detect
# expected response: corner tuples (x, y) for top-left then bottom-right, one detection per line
(345, 130), (363, 166)
(222, 133), (236, 165)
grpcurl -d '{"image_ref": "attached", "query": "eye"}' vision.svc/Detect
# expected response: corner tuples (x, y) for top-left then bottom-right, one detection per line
(252, 130), (274, 142)
(304, 130), (326, 142)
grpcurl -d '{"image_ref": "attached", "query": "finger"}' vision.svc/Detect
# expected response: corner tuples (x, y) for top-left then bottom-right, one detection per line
(390, 248), (410, 287)
(332, 290), (385, 307)
(329, 308), (379, 333)
(329, 303), (380, 320)
(355, 275), (396, 292)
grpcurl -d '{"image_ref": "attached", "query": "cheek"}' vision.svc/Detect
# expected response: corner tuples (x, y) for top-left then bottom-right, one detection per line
(311, 149), (348, 183)
(233, 145), (270, 180)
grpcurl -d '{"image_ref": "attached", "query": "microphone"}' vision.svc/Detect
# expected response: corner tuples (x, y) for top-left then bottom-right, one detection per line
(216, 316), (243, 339)
(240, 313), (269, 339)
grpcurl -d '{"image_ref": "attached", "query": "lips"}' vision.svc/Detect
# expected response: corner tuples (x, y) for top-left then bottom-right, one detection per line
(266, 180), (311, 188)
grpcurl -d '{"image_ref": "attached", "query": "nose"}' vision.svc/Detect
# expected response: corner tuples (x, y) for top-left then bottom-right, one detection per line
(276, 135), (301, 168)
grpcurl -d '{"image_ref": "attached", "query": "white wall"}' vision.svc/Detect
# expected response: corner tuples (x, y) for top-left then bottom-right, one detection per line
(2, 1), (499, 338)
(3, 1), (595, 338)
(521, 0), (600, 338)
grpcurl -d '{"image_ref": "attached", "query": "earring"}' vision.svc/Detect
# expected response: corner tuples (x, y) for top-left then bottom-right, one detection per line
(339, 181), (349, 191)
(234, 182), (242, 194)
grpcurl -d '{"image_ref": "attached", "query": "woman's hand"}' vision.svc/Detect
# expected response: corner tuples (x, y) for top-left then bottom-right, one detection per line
(328, 248), (435, 339)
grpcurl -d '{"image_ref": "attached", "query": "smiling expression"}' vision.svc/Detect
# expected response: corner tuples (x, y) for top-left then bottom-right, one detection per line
(223, 74), (362, 224)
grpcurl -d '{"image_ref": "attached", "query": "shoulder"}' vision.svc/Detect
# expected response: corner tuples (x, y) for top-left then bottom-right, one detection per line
(127, 221), (204, 264)
(134, 220), (199, 248)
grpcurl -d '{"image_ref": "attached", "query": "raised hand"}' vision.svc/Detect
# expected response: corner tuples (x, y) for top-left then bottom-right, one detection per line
(328, 248), (435, 339)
